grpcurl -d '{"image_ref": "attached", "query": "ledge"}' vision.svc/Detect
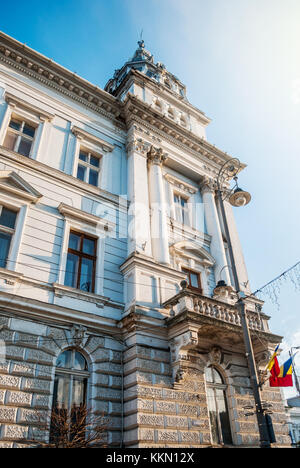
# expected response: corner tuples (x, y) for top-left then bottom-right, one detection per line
(52, 283), (110, 308)
(58, 202), (115, 231)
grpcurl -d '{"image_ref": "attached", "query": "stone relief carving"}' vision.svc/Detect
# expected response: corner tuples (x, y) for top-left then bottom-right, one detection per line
(147, 145), (168, 166)
(69, 325), (88, 348)
(208, 346), (223, 365)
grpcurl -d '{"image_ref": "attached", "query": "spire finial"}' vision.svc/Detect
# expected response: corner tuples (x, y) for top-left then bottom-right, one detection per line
(138, 29), (144, 49)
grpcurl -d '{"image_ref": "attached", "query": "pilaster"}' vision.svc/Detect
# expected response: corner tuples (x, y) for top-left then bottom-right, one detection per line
(200, 178), (231, 286)
(147, 145), (170, 265)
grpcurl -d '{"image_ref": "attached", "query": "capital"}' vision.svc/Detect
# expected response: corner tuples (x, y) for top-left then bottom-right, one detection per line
(147, 145), (168, 166)
(199, 176), (217, 195)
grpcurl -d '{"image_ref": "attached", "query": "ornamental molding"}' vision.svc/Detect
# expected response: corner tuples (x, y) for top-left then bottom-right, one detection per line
(0, 170), (43, 203)
(0, 33), (124, 125)
(117, 69), (210, 126)
(126, 137), (152, 157)
(52, 283), (109, 309)
(199, 176), (218, 194)
(164, 173), (198, 195)
(71, 126), (115, 153)
(170, 329), (199, 363)
(147, 145), (168, 166)
(58, 202), (115, 232)
(68, 324), (88, 347)
(170, 240), (215, 268)
(125, 96), (243, 178)
(5, 91), (55, 122)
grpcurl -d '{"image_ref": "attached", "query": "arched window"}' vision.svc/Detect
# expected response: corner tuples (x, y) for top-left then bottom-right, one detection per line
(51, 349), (89, 412)
(205, 366), (233, 445)
(50, 350), (90, 443)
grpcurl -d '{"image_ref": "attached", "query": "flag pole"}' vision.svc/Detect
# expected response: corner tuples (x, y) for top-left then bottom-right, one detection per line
(289, 349), (300, 396)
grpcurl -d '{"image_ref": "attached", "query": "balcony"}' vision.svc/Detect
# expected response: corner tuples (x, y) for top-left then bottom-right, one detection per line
(163, 289), (271, 333)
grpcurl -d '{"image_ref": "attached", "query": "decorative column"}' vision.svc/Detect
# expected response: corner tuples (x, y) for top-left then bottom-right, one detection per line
(126, 138), (152, 257)
(200, 178), (231, 286)
(147, 146), (170, 265)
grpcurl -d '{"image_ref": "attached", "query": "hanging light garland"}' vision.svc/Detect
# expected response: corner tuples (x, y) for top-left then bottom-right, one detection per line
(253, 261), (300, 309)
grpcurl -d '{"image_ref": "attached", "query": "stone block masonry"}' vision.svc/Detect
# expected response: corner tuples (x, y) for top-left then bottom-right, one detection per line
(0, 315), (291, 448)
(0, 315), (123, 448)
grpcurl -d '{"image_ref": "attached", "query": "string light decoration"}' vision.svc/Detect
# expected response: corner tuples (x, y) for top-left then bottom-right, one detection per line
(253, 261), (300, 309)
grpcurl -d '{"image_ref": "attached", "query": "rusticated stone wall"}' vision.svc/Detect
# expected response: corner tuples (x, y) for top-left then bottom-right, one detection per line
(122, 342), (291, 448)
(0, 314), (123, 448)
(0, 315), (291, 448)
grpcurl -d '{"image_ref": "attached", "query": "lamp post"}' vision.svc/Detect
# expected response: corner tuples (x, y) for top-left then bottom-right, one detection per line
(216, 158), (272, 448)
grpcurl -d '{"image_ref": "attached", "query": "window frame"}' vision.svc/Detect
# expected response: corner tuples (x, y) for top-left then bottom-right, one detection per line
(3, 117), (37, 158)
(65, 230), (97, 293)
(76, 147), (102, 187)
(0, 205), (18, 269)
(0, 93), (54, 162)
(182, 267), (202, 294)
(50, 349), (90, 442)
(205, 366), (233, 446)
(173, 192), (191, 226)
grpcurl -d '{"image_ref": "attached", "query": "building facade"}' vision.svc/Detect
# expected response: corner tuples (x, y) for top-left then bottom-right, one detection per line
(0, 32), (290, 447)
(286, 396), (300, 447)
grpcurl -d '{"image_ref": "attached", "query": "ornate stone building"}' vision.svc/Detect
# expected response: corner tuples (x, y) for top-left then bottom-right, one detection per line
(0, 32), (290, 447)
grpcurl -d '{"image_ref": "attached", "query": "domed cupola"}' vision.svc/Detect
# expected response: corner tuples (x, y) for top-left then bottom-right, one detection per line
(105, 40), (187, 100)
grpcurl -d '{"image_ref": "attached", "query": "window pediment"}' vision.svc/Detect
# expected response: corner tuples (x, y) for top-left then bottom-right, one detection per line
(5, 92), (55, 122)
(0, 170), (42, 203)
(72, 126), (114, 153)
(58, 202), (115, 232)
(170, 240), (215, 267)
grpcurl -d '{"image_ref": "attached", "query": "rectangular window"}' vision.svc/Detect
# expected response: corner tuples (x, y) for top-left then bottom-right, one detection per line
(182, 268), (202, 293)
(174, 193), (190, 226)
(76, 150), (101, 187)
(64, 231), (97, 293)
(3, 118), (36, 157)
(0, 206), (17, 268)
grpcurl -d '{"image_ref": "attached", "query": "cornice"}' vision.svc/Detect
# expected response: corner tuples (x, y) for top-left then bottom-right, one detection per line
(124, 93), (246, 174)
(115, 69), (210, 125)
(0, 31), (125, 126)
(120, 252), (186, 281)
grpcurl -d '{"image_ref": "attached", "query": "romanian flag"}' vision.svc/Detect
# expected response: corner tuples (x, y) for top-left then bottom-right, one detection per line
(269, 355), (294, 388)
(266, 345), (280, 379)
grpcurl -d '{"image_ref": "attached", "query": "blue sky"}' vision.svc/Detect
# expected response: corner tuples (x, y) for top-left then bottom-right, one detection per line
(1, 0), (300, 395)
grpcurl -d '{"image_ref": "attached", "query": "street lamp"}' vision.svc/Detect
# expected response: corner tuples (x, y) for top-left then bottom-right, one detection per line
(216, 158), (273, 448)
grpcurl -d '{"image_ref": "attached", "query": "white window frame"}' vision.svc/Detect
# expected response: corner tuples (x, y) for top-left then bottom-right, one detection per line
(3, 117), (37, 158)
(76, 146), (102, 187)
(71, 126), (114, 190)
(164, 173), (197, 228)
(0, 92), (54, 161)
(173, 191), (191, 226)
(0, 171), (42, 273)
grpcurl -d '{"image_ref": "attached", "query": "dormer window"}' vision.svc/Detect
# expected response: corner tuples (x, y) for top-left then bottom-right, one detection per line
(3, 118), (36, 157)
